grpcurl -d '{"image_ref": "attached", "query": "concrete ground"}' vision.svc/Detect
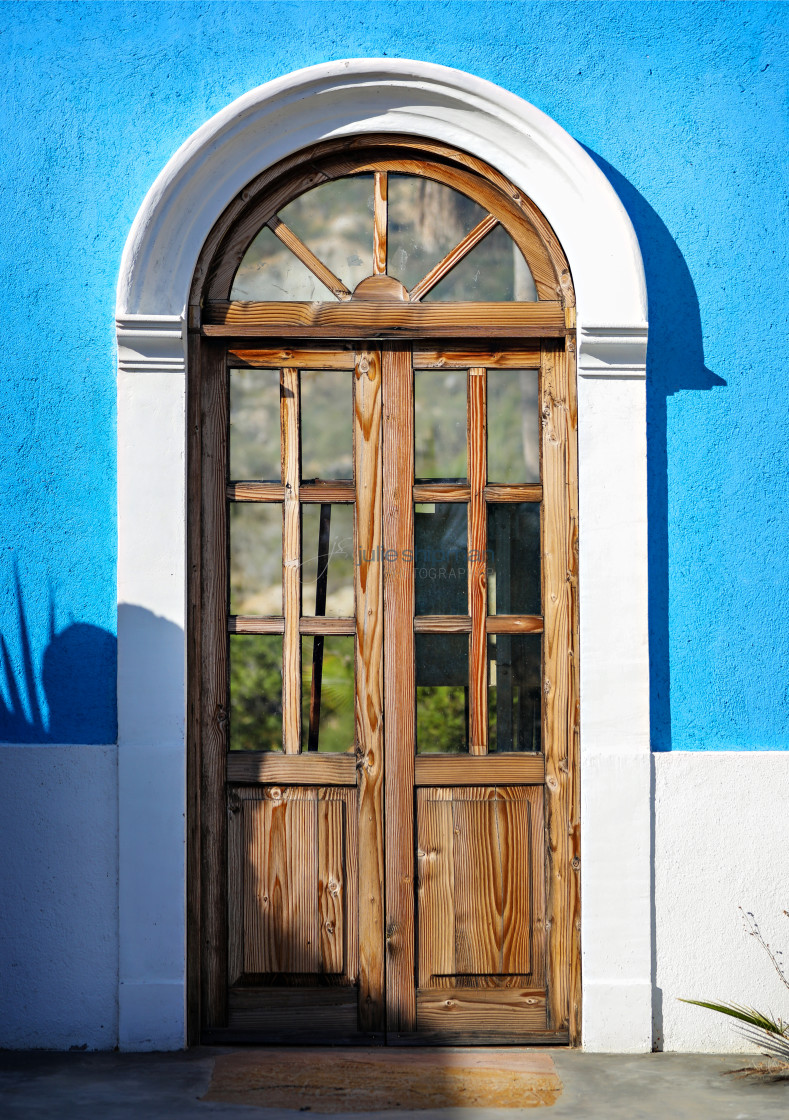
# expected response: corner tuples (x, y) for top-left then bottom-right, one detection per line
(0, 1048), (787, 1120)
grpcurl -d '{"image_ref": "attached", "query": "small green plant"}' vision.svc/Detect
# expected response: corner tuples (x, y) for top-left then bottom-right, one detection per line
(681, 908), (789, 1079)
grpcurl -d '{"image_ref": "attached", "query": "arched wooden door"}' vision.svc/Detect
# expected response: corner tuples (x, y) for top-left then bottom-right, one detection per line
(188, 140), (580, 1045)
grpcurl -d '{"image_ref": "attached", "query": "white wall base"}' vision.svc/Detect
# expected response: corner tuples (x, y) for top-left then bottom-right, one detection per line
(0, 745), (118, 1050)
(118, 980), (185, 1052)
(654, 751), (789, 1052)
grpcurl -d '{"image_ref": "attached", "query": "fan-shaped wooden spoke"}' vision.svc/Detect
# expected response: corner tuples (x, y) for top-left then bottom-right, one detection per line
(373, 171), (387, 275)
(409, 213), (499, 302)
(266, 216), (351, 301)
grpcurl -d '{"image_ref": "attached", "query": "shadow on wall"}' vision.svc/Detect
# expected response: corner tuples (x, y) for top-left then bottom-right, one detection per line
(0, 565), (117, 744)
(584, 148), (726, 754)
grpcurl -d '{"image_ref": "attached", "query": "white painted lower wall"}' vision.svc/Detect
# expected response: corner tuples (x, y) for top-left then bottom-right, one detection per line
(2, 744), (786, 1052)
(653, 751), (789, 1052)
(0, 745), (119, 1050)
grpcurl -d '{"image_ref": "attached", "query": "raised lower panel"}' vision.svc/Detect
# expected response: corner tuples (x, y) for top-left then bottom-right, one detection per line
(228, 785), (357, 990)
(415, 785), (546, 1039)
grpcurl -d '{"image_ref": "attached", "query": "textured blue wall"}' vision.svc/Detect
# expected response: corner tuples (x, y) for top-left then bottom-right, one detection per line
(1, 1), (787, 748)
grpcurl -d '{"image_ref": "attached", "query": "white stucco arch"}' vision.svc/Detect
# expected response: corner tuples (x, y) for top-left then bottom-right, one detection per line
(116, 60), (650, 1052)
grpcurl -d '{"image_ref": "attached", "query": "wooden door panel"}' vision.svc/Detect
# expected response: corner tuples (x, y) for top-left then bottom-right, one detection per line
(417, 787), (533, 989)
(229, 786), (356, 988)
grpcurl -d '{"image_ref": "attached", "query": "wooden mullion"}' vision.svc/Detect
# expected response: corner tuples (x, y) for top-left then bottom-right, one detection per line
(228, 616), (285, 635)
(281, 367), (301, 753)
(382, 344), (417, 1034)
(267, 217), (351, 301)
(373, 172), (387, 276)
(468, 367), (488, 755)
(484, 484), (542, 503)
(414, 615), (471, 633)
(413, 483), (471, 503)
(228, 347), (356, 370)
(307, 504), (332, 751)
(299, 617), (355, 635)
(354, 349), (385, 1034)
(413, 344), (541, 368)
(541, 339), (580, 1041)
(409, 214), (498, 302)
(227, 482), (284, 501)
(199, 339), (229, 1030)
(486, 616), (543, 634)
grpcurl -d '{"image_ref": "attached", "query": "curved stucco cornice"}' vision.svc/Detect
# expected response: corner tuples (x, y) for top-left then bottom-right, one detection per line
(116, 59), (647, 344)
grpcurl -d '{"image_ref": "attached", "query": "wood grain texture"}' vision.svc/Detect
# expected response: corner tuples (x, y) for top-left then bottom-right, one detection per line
(373, 171), (387, 275)
(227, 987), (358, 1033)
(414, 345), (540, 369)
(413, 484), (471, 503)
(226, 752), (356, 785)
(243, 799), (320, 973)
(281, 367), (301, 753)
(228, 347), (356, 369)
(409, 214), (498, 302)
(228, 482), (285, 501)
(301, 481), (355, 502)
(299, 617), (355, 635)
(413, 615), (472, 633)
(417, 788), (531, 989)
(317, 800), (345, 973)
(382, 345), (416, 1032)
(199, 340), (229, 1028)
(486, 616), (543, 635)
(484, 484), (542, 503)
(228, 616), (285, 634)
(416, 989), (547, 1034)
(267, 216), (351, 301)
(414, 754), (545, 786)
(229, 786), (357, 988)
(541, 340), (580, 1039)
(467, 368), (487, 754)
(353, 349), (386, 1032)
(202, 300), (567, 339)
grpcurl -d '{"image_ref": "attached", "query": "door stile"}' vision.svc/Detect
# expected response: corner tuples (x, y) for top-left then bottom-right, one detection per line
(199, 339), (229, 1029)
(541, 339), (581, 1040)
(382, 344), (417, 1035)
(354, 349), (386, 1036)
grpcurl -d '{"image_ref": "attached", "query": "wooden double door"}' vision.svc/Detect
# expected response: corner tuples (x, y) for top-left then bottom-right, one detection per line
(193, 338), (579, 1044)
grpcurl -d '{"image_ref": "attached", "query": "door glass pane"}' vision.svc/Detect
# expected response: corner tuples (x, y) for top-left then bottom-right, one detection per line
(388, 174), (487, 292)
(416, 633), (469, 753)
(230, 368), (280, 481)
(301, 369), (353, 480)
(488, 633), (541, 752)
(414, 503), (468, 614)
(301, 635), (355, 752)
(487, 504), (540, 616)
(414, 370), (466, 481)
(231, 225), (335, 301)
(229, 503), (283, 616)
(229, 635), (283, 752)
(301, 504), (355, 617)
(487, 369), (540, 484)
(279, 175), (374, 294)
(425, 224), (537, 302)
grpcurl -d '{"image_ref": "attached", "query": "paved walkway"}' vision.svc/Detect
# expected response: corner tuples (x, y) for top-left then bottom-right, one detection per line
(0, 1048), (787, 1119)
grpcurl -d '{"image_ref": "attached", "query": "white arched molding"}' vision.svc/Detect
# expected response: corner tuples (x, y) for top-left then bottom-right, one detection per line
(116, 60), (650, 1052)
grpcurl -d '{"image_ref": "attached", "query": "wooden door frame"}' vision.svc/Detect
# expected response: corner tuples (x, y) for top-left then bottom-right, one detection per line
(187, 332), (579, 1045)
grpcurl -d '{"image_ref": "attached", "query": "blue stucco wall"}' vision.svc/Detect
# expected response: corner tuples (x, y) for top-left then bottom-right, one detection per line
(1, 1), (787, 749)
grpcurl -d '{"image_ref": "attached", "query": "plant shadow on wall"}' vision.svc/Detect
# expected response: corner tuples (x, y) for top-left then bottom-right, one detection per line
(0, 565), (117, 744)
(583, 148), (727, 752)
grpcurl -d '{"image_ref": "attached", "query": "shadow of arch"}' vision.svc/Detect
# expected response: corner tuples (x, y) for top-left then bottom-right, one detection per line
(583, 147), (726, 754)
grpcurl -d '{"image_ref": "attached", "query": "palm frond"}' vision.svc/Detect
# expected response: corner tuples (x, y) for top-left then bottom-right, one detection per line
(679, 999), (789, 1038)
